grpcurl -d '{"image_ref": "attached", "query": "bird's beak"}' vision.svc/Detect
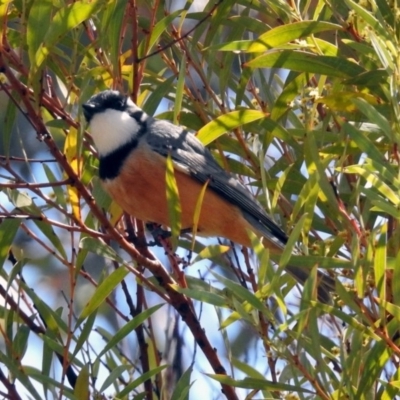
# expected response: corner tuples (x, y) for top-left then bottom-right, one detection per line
(82, 103), (96, 122)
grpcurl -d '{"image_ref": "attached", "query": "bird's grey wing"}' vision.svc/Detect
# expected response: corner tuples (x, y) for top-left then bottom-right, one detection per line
(146, 119), (288, 247)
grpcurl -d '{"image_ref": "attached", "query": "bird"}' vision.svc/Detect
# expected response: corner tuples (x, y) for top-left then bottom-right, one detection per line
(82, 90), (335, 302)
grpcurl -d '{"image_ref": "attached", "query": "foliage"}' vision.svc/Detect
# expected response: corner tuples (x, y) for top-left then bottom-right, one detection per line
(0, 0), (399, 399)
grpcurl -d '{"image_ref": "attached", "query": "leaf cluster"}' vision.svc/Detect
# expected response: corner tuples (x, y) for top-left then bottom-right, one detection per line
(0, 0), (400, 399)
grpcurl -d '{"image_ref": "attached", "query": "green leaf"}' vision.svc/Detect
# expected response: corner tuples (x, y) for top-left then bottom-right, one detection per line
(392, 249), (400, 307)
(291, 174), (319, 235)
(7, 189), (33, 208)
(270, 71), (307, 121)
(42, 164), (67, 209)
(171, 285), (228, 308)
(79, 237), (123, 263)
(352, 98), (392, 139)
(0, 218), (21, 268)
(148, 9), (183, 53)
(166, 153), (182, 249)
(280, 255), (352, 269)
(197, 109), (266, 145)
(174, 54), (186, 125)
(0, 352), (42, 400)
(22, 284), (66, 336)
(226, 15), (272, 35)
(369, 30), (395, 72)
(245, 51), (365, 78)
(13, 325), (30, 360)
(209, 21), (341, 52)
(2, 98), (17, 157)
(203, 0), (238, 47)
(171, 366), (194, 400)
(307, 37), (339, 56)
(100, 0), (128, 67)
(96, 304), (164, 361)
(344, 69), (388, 87)
(77, 267), (129, 322)
(279, 213), (308, 269)
(361, 189), (400, 218)
(156, 110), (203, 131)
(344, 0), (390, 40)
(312, 296), (379, 341)
(33, 219), (68, 260)
(118, 365), (167, 397)
(374, 224), (387, 302)
(231, 357), (266, 380)
(73, 307), (98, 358)
(220, 155), (256, 178)
(378, 299), (400, 323)
(208, 374), (314, 393)
(33, 0), (102, 73)
(74, 364), (90, 400)
(343, 165), (400, 207)
(26, 0), (53, 66)
(356, 340), (391, 399)
(25, 366), (75, 396)
(144, 76), (177, 115)
(99, 364), (131, 393)
(210, 270), (266, 312)
(41, 336), (54, 396)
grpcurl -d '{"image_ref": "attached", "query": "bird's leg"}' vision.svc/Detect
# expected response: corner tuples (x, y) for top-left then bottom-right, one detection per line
(125, 229), (138, 244)
(146, 223), (171, 246)
(123, 214), (139, 245)
(146, 223), (193, 246)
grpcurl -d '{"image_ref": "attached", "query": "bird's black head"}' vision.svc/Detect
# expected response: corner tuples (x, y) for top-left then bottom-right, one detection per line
(82, 90), (129, 122)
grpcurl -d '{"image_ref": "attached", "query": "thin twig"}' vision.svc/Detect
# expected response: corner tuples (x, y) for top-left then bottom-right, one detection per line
(0, 179), (71, 189)
(136, 1), (223, 63)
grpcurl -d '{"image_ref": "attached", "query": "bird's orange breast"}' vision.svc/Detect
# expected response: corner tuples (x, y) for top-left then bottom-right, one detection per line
(102, 145), (257, 246)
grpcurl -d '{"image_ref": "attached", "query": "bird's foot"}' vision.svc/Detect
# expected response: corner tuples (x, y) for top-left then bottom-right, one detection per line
(146, 223), (171, 246)
(146, 224), (193, 246)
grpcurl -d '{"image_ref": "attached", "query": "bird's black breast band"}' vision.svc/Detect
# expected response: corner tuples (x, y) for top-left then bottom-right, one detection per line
(99, 139), (138, 180)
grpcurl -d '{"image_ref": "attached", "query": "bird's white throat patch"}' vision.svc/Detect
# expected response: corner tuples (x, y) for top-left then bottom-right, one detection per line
(89, 108), (142, 156)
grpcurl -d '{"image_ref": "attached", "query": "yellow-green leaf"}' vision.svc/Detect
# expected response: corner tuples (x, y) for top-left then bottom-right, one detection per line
(192, 244), (230, 263)
(64, 126), (81, 219)
(191, 180), (209, 252)
(78, 267), (129, 322)
(197, 110), (266, 145)
(74, 364), (90, 400)
(166, 154), (182, 249)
